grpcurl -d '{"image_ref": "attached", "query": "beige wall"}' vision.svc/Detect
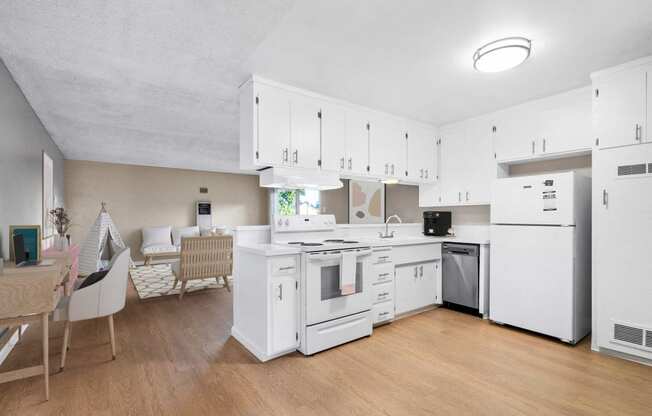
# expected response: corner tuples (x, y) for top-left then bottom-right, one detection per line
(509, 154), (591, 177)
(65, 160), (268, 260)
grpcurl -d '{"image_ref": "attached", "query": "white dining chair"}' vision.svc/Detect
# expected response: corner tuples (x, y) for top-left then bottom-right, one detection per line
(53, 247), (130, 371)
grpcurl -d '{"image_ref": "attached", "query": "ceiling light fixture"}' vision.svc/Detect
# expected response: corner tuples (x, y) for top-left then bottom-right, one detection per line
(473, 37), (531, 73)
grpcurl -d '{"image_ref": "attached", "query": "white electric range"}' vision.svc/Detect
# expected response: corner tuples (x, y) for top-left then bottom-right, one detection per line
(272, 215), (374, 355)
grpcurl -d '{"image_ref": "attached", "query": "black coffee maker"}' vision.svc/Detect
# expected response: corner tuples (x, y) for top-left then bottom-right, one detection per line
(423, 211), (451, 236)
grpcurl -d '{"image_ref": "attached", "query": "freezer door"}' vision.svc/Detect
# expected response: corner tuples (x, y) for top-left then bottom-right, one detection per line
(489, 225), (575, 340)
(491, 172), (576, 225)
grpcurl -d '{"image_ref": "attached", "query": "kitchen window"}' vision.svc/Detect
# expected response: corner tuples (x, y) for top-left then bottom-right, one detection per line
(273, 189), (321, 216)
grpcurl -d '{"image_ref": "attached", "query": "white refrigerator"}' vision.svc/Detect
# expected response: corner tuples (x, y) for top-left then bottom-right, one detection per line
(490, 171), (591, 343)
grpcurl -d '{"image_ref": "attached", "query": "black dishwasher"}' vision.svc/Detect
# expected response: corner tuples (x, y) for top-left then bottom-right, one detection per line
(442, 243), (480, 315)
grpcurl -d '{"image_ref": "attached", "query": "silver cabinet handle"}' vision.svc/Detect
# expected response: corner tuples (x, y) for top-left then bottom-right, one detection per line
(543, 138), (546, 152)
(425, 169), (429, 179)
(348, 158), (352, 170)
(340, 157), (345, 169)
(458, 192), (462, 202)
(278, 283), (283, 301)
(420, 168), (424, 178)
(419, 265), (423, 277)
(385, 163), (389, 175)
(466, 191), (469, 201)
(391, 164), (395, 175)
(414, 267), (418, 278)
(293, 149), (298, 164)
(532, 140), (535, 154)
(602, 189), (608, 207)
(636, 124), (642, 142)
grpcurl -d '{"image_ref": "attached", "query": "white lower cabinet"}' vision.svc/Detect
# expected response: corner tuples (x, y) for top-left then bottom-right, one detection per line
(395, 261), (441, 315)
(233, 251), (299, 362)
(270, 274), (298, 355)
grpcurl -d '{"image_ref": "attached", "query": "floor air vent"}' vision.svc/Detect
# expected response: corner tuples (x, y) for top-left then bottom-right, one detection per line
(617, 164), (646, 176)
(613, 323), (644, 346)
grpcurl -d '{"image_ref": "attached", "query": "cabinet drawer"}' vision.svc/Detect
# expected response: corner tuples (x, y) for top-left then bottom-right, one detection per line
(372, 263), (394, 285)
(371, 248), (393, 264)
(372, 301), (394, 324)
(270, 256), (298, 276)
(372, 281), (394, 304)
(392, 243), (441, 265)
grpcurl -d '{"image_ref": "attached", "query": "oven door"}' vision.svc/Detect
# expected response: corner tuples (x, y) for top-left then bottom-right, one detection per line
(304, 249), (372, 326)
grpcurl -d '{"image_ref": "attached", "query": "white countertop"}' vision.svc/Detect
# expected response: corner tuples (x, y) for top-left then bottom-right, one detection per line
(237, 235), (489, 256)
(237, 243), (301, 256)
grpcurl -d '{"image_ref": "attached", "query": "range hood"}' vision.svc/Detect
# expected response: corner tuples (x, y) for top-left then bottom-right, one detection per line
(259, 167), (343, 190)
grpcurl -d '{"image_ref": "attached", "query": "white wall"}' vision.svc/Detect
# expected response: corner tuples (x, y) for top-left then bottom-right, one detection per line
(0, 58), (65, 260)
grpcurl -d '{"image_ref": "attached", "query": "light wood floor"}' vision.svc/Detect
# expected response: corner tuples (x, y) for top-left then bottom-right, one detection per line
(1, 282), (651, 416)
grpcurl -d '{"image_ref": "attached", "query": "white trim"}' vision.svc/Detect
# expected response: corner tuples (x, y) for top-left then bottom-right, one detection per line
(590, 55), (652, 80)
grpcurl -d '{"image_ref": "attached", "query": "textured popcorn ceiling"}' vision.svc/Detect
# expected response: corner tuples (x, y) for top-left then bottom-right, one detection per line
(2, 1), (652, 173)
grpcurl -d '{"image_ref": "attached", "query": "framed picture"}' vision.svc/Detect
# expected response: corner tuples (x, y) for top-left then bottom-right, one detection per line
(348, 180), (385, 224)
(43, 151), (54, 238)
(9, 225), (42, 262)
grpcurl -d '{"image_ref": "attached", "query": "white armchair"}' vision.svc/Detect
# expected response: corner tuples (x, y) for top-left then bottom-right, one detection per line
(53, 247), (130, 371)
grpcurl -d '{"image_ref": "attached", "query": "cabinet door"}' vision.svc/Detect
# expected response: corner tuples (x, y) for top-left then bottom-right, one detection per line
(418, 182), (443, 207)
(493, 110), (538, 162)
(465, 116), (494, 204)
(407, 121), (437, 182)
(290, 95), (321, 169)
(369, 115), (404, 178)
(417, 261), (439, 307)
(344, 108), (370, 175)
(320, 102), (347, 172)
(395, 265), (419, 315)
(256, 83), (291, 166)
(593, 68), (645, 149)
(439, 124), (469, 205)
(646, 69), (652, 143)
(539, 88), (592, 154)
(270, 275), (298, 355)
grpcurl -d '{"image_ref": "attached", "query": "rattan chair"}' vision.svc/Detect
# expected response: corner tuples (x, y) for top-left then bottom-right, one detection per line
(171, 235), (233, 299)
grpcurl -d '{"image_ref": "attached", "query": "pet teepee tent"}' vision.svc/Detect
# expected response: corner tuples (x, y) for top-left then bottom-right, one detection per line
(78, 202), (132, 275)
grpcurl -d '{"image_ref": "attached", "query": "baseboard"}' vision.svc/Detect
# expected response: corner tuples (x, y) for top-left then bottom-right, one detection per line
(597, 346), (652, 367)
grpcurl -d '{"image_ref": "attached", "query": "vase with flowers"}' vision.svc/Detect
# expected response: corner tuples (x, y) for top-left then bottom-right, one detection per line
(48, 207), (73, 250)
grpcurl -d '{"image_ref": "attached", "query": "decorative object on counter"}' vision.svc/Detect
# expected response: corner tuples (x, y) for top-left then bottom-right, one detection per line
(9, 225), (41, 262)
(349, 180), (385, 224)
(78, 202), (131, 276)
(48, 207), (73, 250)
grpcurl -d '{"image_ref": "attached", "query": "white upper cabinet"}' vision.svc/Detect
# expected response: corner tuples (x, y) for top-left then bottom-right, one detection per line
(493, 108), (536, 162)
(254, 82), (292, 167)
(290, 94), (322, 169)
(320, 101), (347, 172)
(241, 77), (436, 183)
(493, 87), (592, 162)
(406, 121), (437, 182)
(593, 66), (646, 149)
(539, 88), (592, 154)
(344, 107), (371, 175)
(465, 116), (494, 204)
(369, 114), (405, 178)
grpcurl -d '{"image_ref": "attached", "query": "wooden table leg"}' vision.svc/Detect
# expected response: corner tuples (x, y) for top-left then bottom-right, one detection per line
(42, 312), (49, 401)
(108, 315), (116, 360)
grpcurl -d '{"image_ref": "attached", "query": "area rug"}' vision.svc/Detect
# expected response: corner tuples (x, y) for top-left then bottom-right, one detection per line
(129, 263), (231, 300)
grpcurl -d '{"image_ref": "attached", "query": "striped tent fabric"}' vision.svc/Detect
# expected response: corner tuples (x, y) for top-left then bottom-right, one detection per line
(78, 204), (132, 276)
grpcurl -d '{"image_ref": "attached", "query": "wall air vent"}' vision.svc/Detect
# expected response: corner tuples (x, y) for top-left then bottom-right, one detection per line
(646, 330), (652, 348)
(613, 323), (644, 346)
(617, 164), (646, 176)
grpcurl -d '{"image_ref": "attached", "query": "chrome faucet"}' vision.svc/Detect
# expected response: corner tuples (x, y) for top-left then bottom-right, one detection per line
(379, 214), (402, 238)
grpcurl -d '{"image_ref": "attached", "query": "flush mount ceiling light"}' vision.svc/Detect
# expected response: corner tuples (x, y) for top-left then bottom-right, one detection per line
(473, 37), (531, 73)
